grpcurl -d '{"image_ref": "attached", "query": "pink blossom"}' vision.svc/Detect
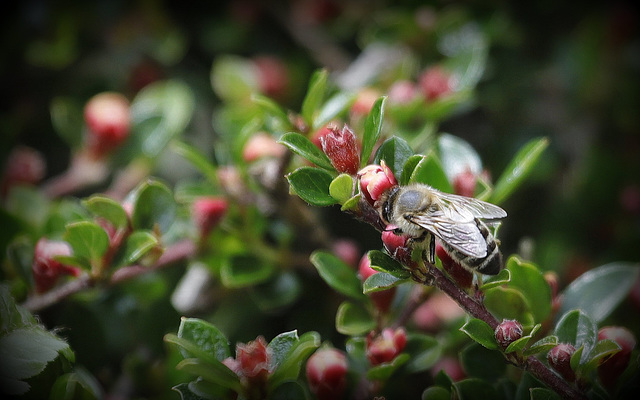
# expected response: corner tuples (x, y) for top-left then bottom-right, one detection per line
(358, 160), (397, 205)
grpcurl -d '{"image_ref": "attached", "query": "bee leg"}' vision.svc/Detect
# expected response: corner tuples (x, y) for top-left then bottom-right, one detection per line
(427, 233), (435, 265)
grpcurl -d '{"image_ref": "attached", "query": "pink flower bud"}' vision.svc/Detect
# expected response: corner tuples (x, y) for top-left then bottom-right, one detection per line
(84, 92), (131, 157)
(306, 348), (348, 400)
(359, 254), (396, 313)
(495, 319), (524, 349)
(192, 197), (229, 238)
(366, 327), (407, 366)
(547, 343), (577, 382)
(242, 132), (286, 162)
(452, 168), (476, 197)
(388, 80), (418, 104)
(418, 67), (453, 101)
(358, 161), (397, 205)
(598, 326), (636, 388)
(253, 56), (289, 99)
(32, 238), (81, 293)
(320, 124), (360, 175)
(332, 239), (360, 268)
(350, 88), (380, 117)
(235, 336), (271, 381)
(1, 146), (46, 196)
(381, 225), (413, 265)
(436, 243), (473, 288)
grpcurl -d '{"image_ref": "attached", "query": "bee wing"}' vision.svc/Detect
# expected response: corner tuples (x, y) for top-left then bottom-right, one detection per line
(411, 213), (487, 258)
(436, 191), (507, 220)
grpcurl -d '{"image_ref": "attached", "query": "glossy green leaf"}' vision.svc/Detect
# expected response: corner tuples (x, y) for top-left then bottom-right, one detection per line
(374, 137), (414, 180)
(580, 339), (621, 374)
(405, 333), (442, 373)
(422, 386), (451, 400)
(340, 194), (360, 211)
(286, 167), (337, 206)
(314, 91), (356, 130)
(278, 132), (334, 170)
(454, 378), (500, 400)
(459, 343), (506, 382)
(505, 256), (551, 323)
(176, 317), (231, 362)
(129, 179), (177, 233)
(491, 137), (549, 205)
(175, 358), (242, 392)
(361, 96), (387, 166)
(400, 155), (424, 186)
(559, 262), (640, 324)
(268, 330), (299, 372)
(504, 324), (541, 353)
(1, 283), (36, 333)
(335, 301), (376, 335)
(529, 387), (562, 400)
(525, 336), (558, 358)
(269, 331), (320, 389)
(251, 93), (290, 128)
(220, 254), (274, 288)
(363, 272), (406, 293)
(301, 69), (328, 126)
(63, 221), (109, 264)
(171, 140), (219, 184)
(117, 231), (159, 266)
(368, 250), (410, 279)
(409, 152), (454, 193)
(460, 318), (498, 350)
(554, 309), (597, 364)
(82, 195), (128, 230)
(366, 353), (410, 380)
(50, 96), (83, 148)
(438, 133), (482, 183)
(50, 369), (102, 400)
(310, 251), (365, 300)
(484, 286), (532, 324)
(479, 268), (511, 291)
(329, 174), (354, 204)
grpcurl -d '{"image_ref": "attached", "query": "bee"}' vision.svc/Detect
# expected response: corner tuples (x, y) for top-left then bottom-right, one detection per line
(379, 184), (507, 275)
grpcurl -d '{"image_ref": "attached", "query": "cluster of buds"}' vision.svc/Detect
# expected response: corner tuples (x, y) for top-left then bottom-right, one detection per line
(358, 254), (396, 313)
(365, 327), (407, 366)
(318, 124), (361, 175)
(32, 238), (81, 293)
(223, 336), (271, 399)
(305, 347), (349, 400)
(83, 92), (131, 158)
(191, 196), (229, 239)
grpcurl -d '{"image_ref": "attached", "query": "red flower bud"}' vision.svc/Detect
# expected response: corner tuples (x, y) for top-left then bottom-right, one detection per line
(381, 225), (413, 265)
(366, 327), (407, 366)
(359, 254), (396, 313)
(418, 67), (454, 101)
(436, 243), (473, 288)
(547, 343), (577, 382)
(452, 168), (476, 198)
(1, 146), (46, 196)
(306, 348), (348, 400)
(235, 336), (271, 381)
(32, 238), (81, 293)
(388, 80), (418, 104)
(310, 124), (333, 149)
(495, 319), (524, 349)
(192, 197), (229, 238)
(253, 56), (289, 99)
(598, 326), (636, 388)
(84, 92), (131, 157)
(242, 132), (286, 162)
(358, 161), (397, 205)
(332, 239), (360, 268)
(320, 124), (360, 175)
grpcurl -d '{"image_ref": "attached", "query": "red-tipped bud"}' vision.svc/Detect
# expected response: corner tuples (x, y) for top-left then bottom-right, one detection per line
(332, 239), (360, 268)
(547, 343), (577, 382)
(242, 132), (286, 162)
(310, 124), (333, 149)
(388, 80), (418, 104)
(418, 67), (454, 101)
(350, 88), (380, 117)
(366, 327), (407, 366)
(358, 161), (397, 205)
(452, 168), (476, 197)
(192, 197), (229, 238)
(235, 336), (271, 382)
(381, 225), (412, 265)
(253, 56), (289, 99)
(32, 238), (81, 293)
(320, 124), (360, 175)
(84, 92), (131, 157)
(598, 326), (636, 388)
(436, 243), (473, 288)
(1, 146), (46, 195)
(306, 348), (348, 400)
(359, 254), (396, 313)
(495, 319), (524, 349)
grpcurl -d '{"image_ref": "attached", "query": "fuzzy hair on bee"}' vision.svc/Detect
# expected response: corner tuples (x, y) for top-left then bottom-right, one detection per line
(378, 184), (507, 275)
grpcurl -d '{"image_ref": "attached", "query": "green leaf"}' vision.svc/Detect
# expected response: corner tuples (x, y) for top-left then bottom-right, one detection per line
(484, 286), (532, 324)
(505, 256), (551, 323)
(1, 285), (36, 333)
(314, 91), (356, 130)
(374, 137), (414, 180)
(301, 69), (328, 126)
(361, 96), (387, 166)
(559, 262), (640, 324)
(581, 339), (621, 375)
(368, 250), (410, 279)
(460, 318), (498, 350)
(329, 174), (354, 204)
(310, 251), (365, 300)
(479, 268), (511, 291)
(422, 386), (451, 400)
(529, 387), (562, 400)
(116, 231), (159, 267)
(340, 194), (360, 211)
(459, 343), (506, 382)
(491, 137), (549, 205)
(504, 324), (541, 354)
(176, 317), (231, 362)
(4, 186), (50, 232)
(454, 378), (500, 400)
(366, 353), (410, 381)
(50, 369), (102, 400)
(286, 167), (337, 206)
(251, 93), (291, 129)
(268, 331), (320, 389)
(278, 132), (334, 170)
(524, 335), (559, 357)
(363, 272), (406, 293)
(220, 254), (274, 288)
(268, 331), (299, 372)
(129, 179), (177, 233)
(175, 358), (242, 393)
(438, 133), (482, 183)
(82, 195), (129, 230)
(251, 272), (301, 311)
(50, 96), (83, 148)
(404, 333), (442, 373)
(210, 56), (258, 101)
(171, 140), (219, 184)
(400, 155), (424, 186)
(554, 309), (597, 364)
(335, 301), (376, 335)
(409, 152), (454, 193)
(63, 221), (110, 265)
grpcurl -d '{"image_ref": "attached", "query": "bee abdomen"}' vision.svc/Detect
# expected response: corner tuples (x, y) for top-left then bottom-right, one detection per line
(441, 219), (503, 275)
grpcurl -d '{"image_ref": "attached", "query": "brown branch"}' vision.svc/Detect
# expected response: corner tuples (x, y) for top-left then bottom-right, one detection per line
(21, 239), (196, 312)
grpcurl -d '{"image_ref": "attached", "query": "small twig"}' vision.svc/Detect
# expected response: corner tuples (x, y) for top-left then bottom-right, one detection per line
(22, 239), (196, 312)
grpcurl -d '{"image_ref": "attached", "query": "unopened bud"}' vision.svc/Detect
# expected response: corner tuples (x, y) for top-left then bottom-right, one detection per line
(320, 124), (360, 175)
(84, 92), (131, 157)
(366, 327), (407, 366)
(192, 197), (229, 238)
(358, 161), (397, 205)
(32, 238), (81, 293)
(359, 254), (396, 313)
(388, 80), (418, 105)
(598, 326), (636, 388)
(306, 348), (348, 400)
(418, 67), (454, 101)
(495, 319), (524, 349)
(547, 343), (577, 382)
(452, 168), (476, 197)
(350, 88), (380, 117)
(1, 146), (46, 196)
(243, 132), (286, 162)
(436, 243), (473, 288)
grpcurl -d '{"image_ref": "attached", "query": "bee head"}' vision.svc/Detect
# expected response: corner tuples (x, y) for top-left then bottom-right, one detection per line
(380, 186), (400, 224)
